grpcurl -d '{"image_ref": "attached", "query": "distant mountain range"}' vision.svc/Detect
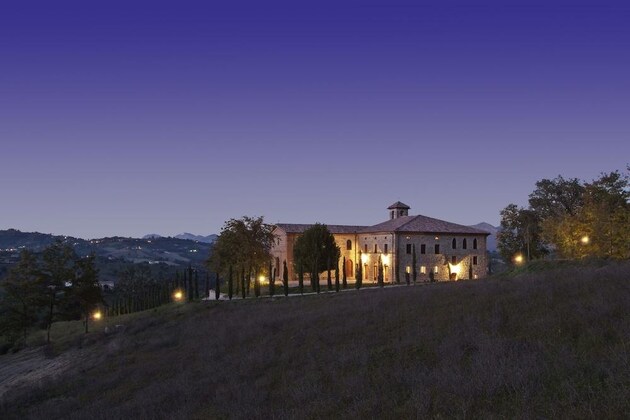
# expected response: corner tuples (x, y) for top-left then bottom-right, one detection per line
(469, 223), (499, 252)
(142, 233), (217, 243)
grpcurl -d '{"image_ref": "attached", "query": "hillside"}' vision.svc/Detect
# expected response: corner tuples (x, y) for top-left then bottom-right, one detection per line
(1, 261), (628, 419)
(0, 229), (213, 283)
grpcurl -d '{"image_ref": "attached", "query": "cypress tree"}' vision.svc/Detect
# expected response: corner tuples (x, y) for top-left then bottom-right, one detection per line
(215, 272), (220, 300)
(335, 257), (340, 292)
(342, 256), (347, 288)
(356, 251), (363, 289)
(412, 244), (418, 284)
(228, 265), (233, 300)
(241, 268), (246, 299)
(377, 254), (384, 287)
(268, 261), (275, 297)
(254, 271), (261, 297)
(327, 256), (332, 291)
(298, 264), (304, 295)
(282, 260), (289, 297)
(246, 266), (252, 296)
(194, 269), (199, 299)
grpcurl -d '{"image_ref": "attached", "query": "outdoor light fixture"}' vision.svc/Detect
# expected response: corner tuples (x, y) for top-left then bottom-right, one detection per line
(514, 254), (524, 264)
(361, 253), (369, 264)
(92, 310), (102, 320)
(580, 235), (590, 245)
(173, 290), (184, 302)
(381, 254), (390, 265)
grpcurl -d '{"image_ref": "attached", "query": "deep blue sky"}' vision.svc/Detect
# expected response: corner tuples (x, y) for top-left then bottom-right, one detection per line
(1, 1), (628, 238)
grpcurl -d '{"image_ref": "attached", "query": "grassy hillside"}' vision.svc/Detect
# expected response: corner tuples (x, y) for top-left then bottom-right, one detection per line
(1, 261), (629, 419)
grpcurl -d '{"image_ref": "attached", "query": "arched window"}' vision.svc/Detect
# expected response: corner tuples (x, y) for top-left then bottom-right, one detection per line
(346, 240), (352, 250)
(473, 238), (478, 249)
(452, 238), (457, 249)
(364, 244), (368, 253)
(374, 244), (378, 253)
(462, 238), (467, 249)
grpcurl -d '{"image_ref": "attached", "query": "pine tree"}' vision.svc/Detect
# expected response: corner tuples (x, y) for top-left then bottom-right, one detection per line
(327, 256), (332, 291)
(282, 260), (289, 297)
(342, 256), (347, 288)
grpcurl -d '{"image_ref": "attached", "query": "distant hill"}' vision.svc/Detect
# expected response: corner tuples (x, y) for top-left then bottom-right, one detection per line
(469, 222), (498, 252)
(142, 233), (217, 243)
(0, 229), (213, 283)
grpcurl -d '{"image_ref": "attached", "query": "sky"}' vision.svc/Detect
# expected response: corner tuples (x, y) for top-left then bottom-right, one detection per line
(1, 0), (629, 239)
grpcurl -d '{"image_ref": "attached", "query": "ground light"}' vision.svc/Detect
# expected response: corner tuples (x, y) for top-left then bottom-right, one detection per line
(581, 235), (590, 245)
(173, 290), (184, 302)
(514, 254), (524, 265)
(92, 310), (102, 320)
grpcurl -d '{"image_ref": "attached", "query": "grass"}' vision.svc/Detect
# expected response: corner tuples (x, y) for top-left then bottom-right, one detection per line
(1, 260), (629, 419)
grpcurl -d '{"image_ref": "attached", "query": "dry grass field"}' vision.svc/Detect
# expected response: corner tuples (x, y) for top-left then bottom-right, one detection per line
(1, 260), (629, 419)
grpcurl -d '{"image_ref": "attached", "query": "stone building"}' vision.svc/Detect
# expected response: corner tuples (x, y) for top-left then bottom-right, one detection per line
(270, 202), (490, 283)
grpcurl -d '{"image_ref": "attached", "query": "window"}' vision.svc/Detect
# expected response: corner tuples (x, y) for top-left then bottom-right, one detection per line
(420, 244), (426, 254)
(406, 244), (412, 254)
(451, 256), (457, 264)
(374, 244), (378, 253)
(364, 244), (368, 253)
(434, 266), (439, 274)
(345, 259), (354, 277)
(346, 240), (352, 250)
(473, 238), (478, 249)
(420, 266), (426, 274)
(452, 238), (457, 249)
(434, 244), (440, 254)
(462, 238), (467, 249)
(384, 244), (388, 254)
(406, 266), (411, 274)
(473, 256), (478, 265)
(390, 210), (394, 219)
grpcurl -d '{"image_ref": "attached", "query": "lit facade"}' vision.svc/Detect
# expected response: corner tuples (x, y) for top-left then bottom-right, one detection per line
(270, 202), (490, 283)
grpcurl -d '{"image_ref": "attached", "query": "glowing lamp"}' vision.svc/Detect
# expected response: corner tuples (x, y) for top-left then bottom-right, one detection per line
(259, 275), (267, 285)
(381, 254), (390, 266)
(580, 236), (590, 245)
(92, 310), (102, 321)
(173, 290), (184, 302)
(448, 263), (461, 275)
(514, 254), (524, 264)
(361, 253), (369, 264)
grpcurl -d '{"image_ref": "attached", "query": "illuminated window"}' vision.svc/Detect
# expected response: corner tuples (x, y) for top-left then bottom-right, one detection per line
(473, 238), (478, 249)
(420, 266), (426, 274)
(452, 238), (457, 249)
(346, 240), (352, 250)
(420, 244), (426, 254)
(463, 238), (467, 249)
(406, 266), (411, 273)
(473, 256), (478, 265)
(433, 266), (439, 274)
(434, 244), (440, 254)
(406, 244), (412, 254)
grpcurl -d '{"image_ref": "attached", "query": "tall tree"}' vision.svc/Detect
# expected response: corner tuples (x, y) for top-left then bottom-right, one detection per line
(377, 255), (384, 288)
(268, 261), (275, 297)
(282, 260), (289, 297)
(215, 272), (220, 300)
(395, 256), (400, 284)
(0, 250), (45, 345)
(497, 204), (546, 263)
(356, 251), (363, 289)
(335, 257), (340, 292)
(327, 255), (332, 291)
(72, 254), (103, 334)
(298, 264), (304, 295)
(228, 266), (233, 300)
(41, 241), (76, 343)
(342, 256), (347, 289)
(293, 224), (340, 293)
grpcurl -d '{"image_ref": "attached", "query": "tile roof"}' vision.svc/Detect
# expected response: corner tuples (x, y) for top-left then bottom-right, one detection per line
(363, 215), (490, 235)
(275, 215), (490, 236)
(274, 223), (368, 234)
(387, 201), (410, 209)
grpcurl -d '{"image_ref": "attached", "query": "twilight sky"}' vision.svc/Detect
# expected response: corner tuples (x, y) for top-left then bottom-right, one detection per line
(1, 0), (629, 239)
